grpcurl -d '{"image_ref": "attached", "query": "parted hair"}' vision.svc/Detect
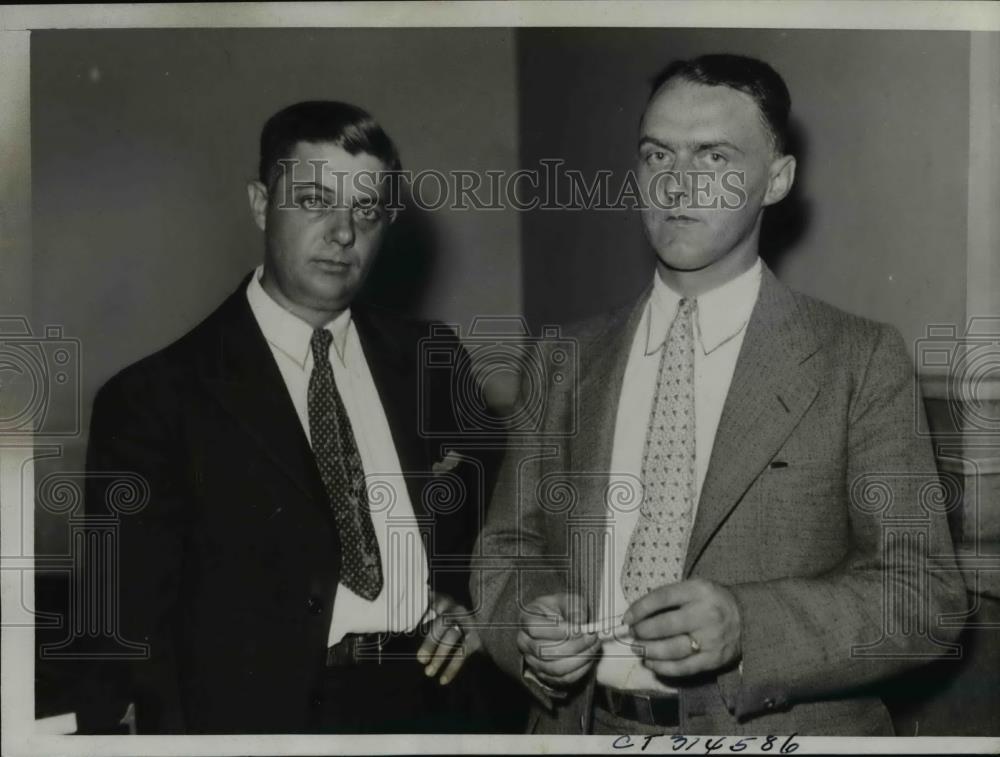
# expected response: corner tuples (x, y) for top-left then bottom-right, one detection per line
(648, 54), (792, 154)
(258, 100), (402, 189)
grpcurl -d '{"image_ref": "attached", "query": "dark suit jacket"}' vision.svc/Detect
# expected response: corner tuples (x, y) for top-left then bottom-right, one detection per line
(85, 275), (498, 734)
(472, 264), (968, 735)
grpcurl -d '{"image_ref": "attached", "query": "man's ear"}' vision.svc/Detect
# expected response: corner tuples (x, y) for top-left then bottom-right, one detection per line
(247, 180), (269, 232)
(762, 154), (796, 207)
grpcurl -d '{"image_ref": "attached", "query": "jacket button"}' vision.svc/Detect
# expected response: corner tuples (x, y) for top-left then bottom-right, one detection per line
(306, 596), (323, 615)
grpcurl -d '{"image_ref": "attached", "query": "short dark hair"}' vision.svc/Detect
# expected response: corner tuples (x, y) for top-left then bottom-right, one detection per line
(258, 100), (402, 189)
(648, 54), (791, 154)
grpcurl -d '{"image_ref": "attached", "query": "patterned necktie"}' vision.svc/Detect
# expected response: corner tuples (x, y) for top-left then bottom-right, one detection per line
(307, 328), (383, 601)
(621, 298), (697, 604)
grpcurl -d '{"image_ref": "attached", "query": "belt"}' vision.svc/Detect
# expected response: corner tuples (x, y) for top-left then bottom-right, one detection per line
(595, 685), (680, 728)
(325, 631), (423, 667)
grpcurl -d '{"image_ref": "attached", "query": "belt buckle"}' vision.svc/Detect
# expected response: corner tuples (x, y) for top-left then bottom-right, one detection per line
(634, 692), (655, 726)
(353, 633), (385, 664)
(612, 688), (629, 719)
(371, 633), (383, 665)
(326, 632), (391, 666)
(602, 686), (669, 727)
(605, 687), (630, 719)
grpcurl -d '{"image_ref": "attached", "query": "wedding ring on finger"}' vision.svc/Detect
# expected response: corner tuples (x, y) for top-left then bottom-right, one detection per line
(688, 634), (701, 655)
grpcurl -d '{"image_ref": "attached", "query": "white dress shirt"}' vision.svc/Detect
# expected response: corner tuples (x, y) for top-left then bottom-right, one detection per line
(595, 258), (762, 691)
(246, 267), (430, 646)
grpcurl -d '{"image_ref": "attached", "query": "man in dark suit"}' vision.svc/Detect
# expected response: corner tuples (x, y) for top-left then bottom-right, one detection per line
(85, 101), (498, 734)
(472, 55), (967, 735)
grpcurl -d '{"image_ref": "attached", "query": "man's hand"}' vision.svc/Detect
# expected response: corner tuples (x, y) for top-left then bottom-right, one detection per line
(416, 592), (482, 686)
(517, 593), (601, 689)
(623, 578), (742, 678)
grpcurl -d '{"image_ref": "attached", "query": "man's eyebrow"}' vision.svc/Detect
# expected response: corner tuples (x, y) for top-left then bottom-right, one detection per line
(290, 181), (334, 195)
(638, 136), (671, 151)
(696, 141), (743, 154)
(637, 136), (744, 154)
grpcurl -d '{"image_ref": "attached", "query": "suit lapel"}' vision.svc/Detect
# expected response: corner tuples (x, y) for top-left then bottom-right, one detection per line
(200, 290), (429, 523)
(569, 291), (649, 612)
(683, 267), (822, 576)
(199, 281), (328, 507)
(570, 293), (649, 480)
(352, 307), (430, 520)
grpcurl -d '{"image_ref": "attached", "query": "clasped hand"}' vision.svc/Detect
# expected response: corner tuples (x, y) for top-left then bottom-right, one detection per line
(623, 578), (743, 677)
(517, 593), (601, 688)
(518, 580), (742, 688)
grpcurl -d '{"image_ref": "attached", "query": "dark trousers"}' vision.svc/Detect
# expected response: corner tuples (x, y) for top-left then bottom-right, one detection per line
(307, 657), (444, 734)
(306, 652), (529, 734)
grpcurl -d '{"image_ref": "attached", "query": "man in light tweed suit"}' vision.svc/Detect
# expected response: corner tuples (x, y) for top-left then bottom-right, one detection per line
(472, 54), (967, 735)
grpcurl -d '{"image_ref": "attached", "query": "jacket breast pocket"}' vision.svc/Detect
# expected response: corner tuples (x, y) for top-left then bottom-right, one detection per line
(754, 460), (850, 579)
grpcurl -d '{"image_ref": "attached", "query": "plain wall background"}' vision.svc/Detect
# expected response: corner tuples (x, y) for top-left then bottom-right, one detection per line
(31, 28), (521, 552)
(518, 28), (970, 350)
(31, 28), (973, 553)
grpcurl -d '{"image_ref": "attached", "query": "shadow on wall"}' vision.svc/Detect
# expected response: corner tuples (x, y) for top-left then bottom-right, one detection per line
(358, 191), (440, 315)
(760, 118), (811, 275)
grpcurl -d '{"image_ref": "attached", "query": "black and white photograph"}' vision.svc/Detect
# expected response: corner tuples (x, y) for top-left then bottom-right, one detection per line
(1, 2), (998, 754)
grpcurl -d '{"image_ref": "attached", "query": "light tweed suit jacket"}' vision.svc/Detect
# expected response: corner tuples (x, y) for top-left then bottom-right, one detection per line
(471, 264), (967, 735)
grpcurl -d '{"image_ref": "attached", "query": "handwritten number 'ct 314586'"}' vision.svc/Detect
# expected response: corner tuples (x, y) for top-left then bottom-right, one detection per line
(611, 733), (800, 753)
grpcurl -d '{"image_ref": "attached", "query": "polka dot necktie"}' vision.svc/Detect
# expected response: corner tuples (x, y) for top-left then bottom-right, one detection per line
(621, 298), (697, 604)
(308, 328), (383, 601)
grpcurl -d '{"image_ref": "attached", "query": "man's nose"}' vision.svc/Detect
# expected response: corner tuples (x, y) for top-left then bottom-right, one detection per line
(324, 208), (355, 247)
(671, 157), (698, 201)
(658, 165), (694, 209)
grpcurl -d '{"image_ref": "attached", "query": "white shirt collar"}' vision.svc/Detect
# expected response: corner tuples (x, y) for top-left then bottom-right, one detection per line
(246, 265), (352, 368)
(646, 257), (762, 357)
